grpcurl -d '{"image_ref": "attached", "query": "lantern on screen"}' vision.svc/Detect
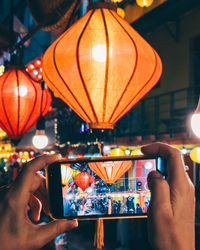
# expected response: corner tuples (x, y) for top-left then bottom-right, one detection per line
(0, 66), (51, 141)
(74, 171), (92, 190)
(88, 160), (132, 184)
(43, 2), (162, 130)
(61, 164), (73, 185)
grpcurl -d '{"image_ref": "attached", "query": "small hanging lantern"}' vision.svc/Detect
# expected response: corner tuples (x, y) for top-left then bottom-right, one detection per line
(43, 2), (162, 130)
(136, 0), (154, 8)
(74, 171), (92, 190)
(0, 66), (51, 141)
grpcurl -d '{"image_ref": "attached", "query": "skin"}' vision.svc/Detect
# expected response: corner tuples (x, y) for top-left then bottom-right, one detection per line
(0, 154), (78, 250)
(141, 142), (195, 250)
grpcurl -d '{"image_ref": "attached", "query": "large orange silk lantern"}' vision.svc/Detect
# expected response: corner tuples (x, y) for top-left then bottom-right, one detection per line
(74, 171), (92, 190)
(0, 67), (51, 139)
(88, 160), (132, 184)
(43, 2), (162, 129)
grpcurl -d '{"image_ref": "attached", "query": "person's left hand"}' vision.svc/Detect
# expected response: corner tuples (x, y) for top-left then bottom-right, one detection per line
(0, 154), (78, 250)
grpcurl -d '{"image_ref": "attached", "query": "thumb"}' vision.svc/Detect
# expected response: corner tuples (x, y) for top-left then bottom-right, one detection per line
(147, 171), (172, 215)
(34, 219), (78, 248)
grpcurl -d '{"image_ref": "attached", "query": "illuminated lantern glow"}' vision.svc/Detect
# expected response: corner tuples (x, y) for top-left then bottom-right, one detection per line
(190, 147), (200, 163)
(0, 66), (52, 140)
(88, 160), (132, 183)
(43, 2), (162, 129)
(191, 98), (200, 138)
(131, 148), (143, 155)
(136, 0), (154, 8)
(61, 164), (73, 185)
(110, 148), (125, 156)
(117, 8), (125, 19)
(74, 171), (91, 190)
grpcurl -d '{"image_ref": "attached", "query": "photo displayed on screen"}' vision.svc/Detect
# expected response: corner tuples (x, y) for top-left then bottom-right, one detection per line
(61, 158), (160, 217)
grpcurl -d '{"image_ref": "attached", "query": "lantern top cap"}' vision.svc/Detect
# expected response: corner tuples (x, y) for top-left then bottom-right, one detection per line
(87, 2), (117, 12)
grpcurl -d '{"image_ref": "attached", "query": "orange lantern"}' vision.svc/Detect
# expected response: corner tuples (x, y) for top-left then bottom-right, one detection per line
(0, 66), (51, 140)
(43, 2), (162, 129)
(88, 160), (132, 184)
(74, 171), (92, 190)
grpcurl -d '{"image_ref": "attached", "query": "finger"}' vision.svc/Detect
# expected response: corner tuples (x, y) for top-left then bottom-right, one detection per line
(34, 177), (50, 215)
(34, 220), (78, 249)
(23, 154), (62, 173)
(11, 154), (61, 195)
(141, 142), (188, 186)
(147, 171), (172, 217)
(29, 194), (42, 222)
(9, 172), (45, 204)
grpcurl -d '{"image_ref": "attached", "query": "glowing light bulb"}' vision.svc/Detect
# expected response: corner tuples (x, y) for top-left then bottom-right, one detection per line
(144, 161), (153, 170)
(92, 44), (112, 62)
(125, 149), (131, 155)
(103, 145), (111, 155)
(191, 113), (200, 138)
(14, 85), (28, 97)
(32, 130), (48, 149)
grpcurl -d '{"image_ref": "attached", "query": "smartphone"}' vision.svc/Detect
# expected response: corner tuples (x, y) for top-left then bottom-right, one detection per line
(46, 155), (166, 220)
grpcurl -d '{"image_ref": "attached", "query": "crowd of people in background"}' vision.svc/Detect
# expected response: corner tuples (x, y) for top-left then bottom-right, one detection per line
(63, 194), (149, 217)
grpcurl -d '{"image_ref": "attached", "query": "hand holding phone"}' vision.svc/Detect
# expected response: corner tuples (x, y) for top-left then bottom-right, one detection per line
(46, 155), (166, 220)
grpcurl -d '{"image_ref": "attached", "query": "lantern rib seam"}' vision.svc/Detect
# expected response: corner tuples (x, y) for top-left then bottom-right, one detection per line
(42, 67), (82, 118)
(1, 70), (16, 136)
(76, 9), (99, 123)
(89, 162), (109, 183)
(16, 69), (20, 137)
(112, 49), (158, 123)
(20, 75), (38, 136)
(101, 9), (109, 123)
(114, 162), (125, 182)
(46, 37), (92, 122)
(108, 10), (138, 123)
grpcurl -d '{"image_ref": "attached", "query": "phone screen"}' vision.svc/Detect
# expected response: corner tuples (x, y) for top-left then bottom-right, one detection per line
(49, 157), (165, 219)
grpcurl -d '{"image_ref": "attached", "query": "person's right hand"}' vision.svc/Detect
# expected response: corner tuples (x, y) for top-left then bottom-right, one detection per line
(141, 142), (195, 250)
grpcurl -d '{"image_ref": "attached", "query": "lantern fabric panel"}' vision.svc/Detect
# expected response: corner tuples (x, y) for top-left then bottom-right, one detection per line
(43, 17), (95, 123)
(88, 160), (132, 183)
(61, 164), (73, 185)
(0, 67), (51, 139)
(74, 171), (91, 190)
(43, 3), (162, 129)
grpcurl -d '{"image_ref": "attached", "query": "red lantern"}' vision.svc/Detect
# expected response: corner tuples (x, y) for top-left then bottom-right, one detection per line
(88, 160), (132, 183)
(0, 66), (51, 140)
(43, 2), (162, 129)
(74, 171), (91, 190)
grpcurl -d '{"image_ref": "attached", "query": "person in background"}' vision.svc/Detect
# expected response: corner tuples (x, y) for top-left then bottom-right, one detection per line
(0, 142), (195, 250)
(136, 203), (143, 214)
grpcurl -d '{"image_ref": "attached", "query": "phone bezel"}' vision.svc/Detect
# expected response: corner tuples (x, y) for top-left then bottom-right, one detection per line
(46, 155), (166, 220)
